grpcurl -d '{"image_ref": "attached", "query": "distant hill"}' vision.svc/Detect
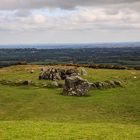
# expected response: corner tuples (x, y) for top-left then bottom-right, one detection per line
(0, 47), (140, 67)
(0, 42), (140, 49)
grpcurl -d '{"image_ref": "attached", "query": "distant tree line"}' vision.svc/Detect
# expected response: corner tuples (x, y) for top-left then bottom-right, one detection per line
(0, 47), (140, 68)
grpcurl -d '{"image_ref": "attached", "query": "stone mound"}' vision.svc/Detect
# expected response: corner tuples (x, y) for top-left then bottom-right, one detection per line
(39, 68), (79, 81)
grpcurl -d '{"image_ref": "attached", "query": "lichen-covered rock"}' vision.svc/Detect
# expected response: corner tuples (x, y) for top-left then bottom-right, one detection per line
(81, 68), (88, 76)
(39, 68), (61, 81)
(63, 76), (90, 96)
(114, 80), (124, 87)
(90, 80), (124, 89)
(105, 80), (116, 88)
(22, 80), (32, 85)
(30, 70), (34, 74)
(42, 84), (48, 88)
(51, 81), (58, 88)
(66, 68), (78, 76)
(15, 80), (23, 85)
(90, 83), (97, 89)
(94, 82), (104, 89)
(39, 68), (79, 81)
(59, 69), (66, 80)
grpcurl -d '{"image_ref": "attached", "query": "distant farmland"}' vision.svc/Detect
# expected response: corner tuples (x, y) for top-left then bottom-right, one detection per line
(0, 47), (140, 67)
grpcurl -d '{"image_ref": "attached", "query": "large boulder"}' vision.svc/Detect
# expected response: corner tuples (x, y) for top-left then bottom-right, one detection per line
(63, 76), (90, 96)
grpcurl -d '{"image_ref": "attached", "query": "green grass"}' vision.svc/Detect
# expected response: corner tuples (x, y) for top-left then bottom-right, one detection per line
(0, 121), (139, 140)
(0, 65), (140, 139)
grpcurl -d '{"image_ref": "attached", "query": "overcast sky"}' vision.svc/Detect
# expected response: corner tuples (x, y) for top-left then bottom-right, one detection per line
(0, 0), (140, 44)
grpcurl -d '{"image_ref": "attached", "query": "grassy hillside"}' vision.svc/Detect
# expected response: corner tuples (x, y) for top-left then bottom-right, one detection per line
(0, 65), (140, 139)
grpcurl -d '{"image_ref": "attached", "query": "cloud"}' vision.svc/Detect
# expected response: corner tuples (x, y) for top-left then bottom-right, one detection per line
(0, 6), (139, 33)
(34, 14), (46, 24)
(0, 0), (140, 45)
(14, 10), (31, 17)
(0, 0), (139, 10)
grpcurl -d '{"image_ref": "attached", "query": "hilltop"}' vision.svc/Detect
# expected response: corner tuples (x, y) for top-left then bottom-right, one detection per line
(0, 65), (140, 139)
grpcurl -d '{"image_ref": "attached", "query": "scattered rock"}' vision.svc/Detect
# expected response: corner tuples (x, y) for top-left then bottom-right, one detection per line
(114, 80), (123, 87)
(94, 82), (101, 88)
(42, 84), (48, 88)
(15, 80), (23, 85)
(22, 80), (32, 85)
(90, 80), (124, 89)
(90, 83), (97, 89)
(51, 81), (58, 88)
(105, 80), (116, 88)
(30, 70), (34, 74)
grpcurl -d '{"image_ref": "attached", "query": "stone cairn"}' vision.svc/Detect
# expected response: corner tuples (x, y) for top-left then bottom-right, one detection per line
(37, 67), (123, 96)
(39, 67), (79, 81)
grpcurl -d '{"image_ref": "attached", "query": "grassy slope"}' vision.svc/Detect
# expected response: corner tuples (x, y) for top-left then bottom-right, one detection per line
(0, 65), (140, 139)
(0, 121), (139, 140)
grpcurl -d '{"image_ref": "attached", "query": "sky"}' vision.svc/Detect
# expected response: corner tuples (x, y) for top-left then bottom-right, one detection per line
(0, 0), (140, 44)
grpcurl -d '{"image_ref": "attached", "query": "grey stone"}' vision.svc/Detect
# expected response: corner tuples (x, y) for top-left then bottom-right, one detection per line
(66, 69), (78, 76)
(22, 80), (32, 85)
(51, 81), (58, 88)
(114, 81), (123, 87)
(105, 80), (116, 88)
(90, 83), (97, 89)
(63, 76), (90, 96)
(94, 82), (104, 89)
(30, 70), (34, 74)
(39, 68), (79, 81)
(81, 68), (88, 76)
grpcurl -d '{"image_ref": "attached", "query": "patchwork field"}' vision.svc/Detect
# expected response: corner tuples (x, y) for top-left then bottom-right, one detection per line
(0, 65), (140, 139)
